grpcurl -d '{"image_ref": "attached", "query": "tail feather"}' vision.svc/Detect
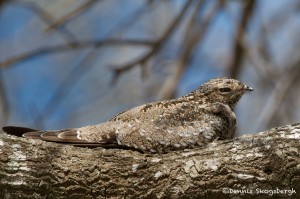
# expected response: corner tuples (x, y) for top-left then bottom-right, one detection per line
(23, 131), (45, 139)
(40, 131), (62, 141)
(2, 125), (142, 152)
(2, 126), (38, 137)
(2, 126), (116, 147)
(57, 130), (84, 143)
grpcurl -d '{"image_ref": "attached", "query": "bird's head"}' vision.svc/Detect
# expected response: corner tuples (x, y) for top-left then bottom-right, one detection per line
(195, 78), (253, 109)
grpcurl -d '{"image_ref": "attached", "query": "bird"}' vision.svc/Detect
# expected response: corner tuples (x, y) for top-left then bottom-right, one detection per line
(2, 78), (253, 153)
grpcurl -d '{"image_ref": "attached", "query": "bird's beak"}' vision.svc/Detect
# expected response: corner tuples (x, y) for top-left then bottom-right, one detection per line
(244, 85), (254, 91)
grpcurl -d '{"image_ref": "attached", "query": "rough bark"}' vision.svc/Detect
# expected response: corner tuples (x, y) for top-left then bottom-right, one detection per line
(0, 123), (300, 199)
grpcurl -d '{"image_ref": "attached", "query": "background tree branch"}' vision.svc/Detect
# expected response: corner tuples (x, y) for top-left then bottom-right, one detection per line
(0, 122), (299, 198)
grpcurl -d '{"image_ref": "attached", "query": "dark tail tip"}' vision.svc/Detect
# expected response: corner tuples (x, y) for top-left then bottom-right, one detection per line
(2, 126), (38, 137)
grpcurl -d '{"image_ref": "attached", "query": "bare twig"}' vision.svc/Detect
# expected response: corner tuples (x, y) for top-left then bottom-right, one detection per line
(37, 49), (99, 122)
(228, 0), (256, 78)
(181, 0), (224, 67)
(185, 0), (207, 36)
(41, 9), (158, 120)
(45, 0), (99, 32)
(242, 22), (278, 84)
(158, 0), (224, 99)
(0, 0), (7, 7)
(237, 34), (278, 86)
(13, 0), (77, 42)
(254, 60), (300, 131)
(0, 39), (155, 69)
(0, 70), (9, 125)
(110, 0), (195, 83)
(255, 23), (279, 76)
(223, 5), (277, 86)
(108, 1), (157, 38)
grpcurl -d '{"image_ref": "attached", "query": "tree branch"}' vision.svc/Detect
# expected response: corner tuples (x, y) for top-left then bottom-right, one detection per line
(228, 0), (256, 78)
(158, 0), (223, 100)
(254, 60), (300, 131)
(13, 0), (78, 42)
(1, 122), (300, 198)
(0, 39), (155, 69)
(45, 0), (99, 32)
(110, 0), (194, 82)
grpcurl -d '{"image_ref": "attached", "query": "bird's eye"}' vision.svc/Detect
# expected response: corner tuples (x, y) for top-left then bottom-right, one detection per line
(219, 87), (231, 93)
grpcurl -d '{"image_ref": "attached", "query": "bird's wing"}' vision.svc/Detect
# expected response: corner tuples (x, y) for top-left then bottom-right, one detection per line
(109, 98), (181, 122)
(114, 102), (234, 153)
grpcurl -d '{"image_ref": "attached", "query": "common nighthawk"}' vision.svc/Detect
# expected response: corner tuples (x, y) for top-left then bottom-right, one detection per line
(2, 78), (253, 153)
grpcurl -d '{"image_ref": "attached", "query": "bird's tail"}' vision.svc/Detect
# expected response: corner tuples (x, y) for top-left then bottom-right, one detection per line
(2, 125), (141, 151)
(2, 126), (38, 137)
(2, 126), (109, 147)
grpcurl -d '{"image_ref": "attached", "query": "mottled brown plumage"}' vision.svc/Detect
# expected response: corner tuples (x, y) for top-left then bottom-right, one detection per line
(2, 78), (253, 153)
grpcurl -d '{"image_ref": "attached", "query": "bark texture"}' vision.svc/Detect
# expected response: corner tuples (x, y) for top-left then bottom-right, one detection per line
(0, 123), (300, 199)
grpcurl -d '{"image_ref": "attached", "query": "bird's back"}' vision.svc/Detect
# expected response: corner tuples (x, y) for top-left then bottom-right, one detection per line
(102, 96), (231, 153)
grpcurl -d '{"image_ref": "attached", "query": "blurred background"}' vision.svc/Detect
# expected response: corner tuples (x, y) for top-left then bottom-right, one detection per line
(1, 0), (300, 135)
